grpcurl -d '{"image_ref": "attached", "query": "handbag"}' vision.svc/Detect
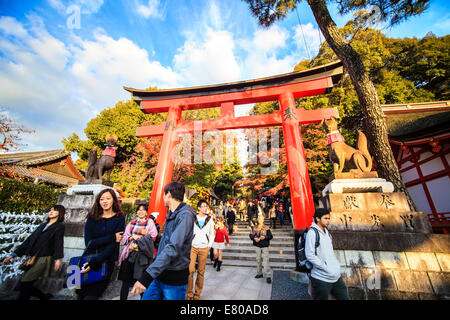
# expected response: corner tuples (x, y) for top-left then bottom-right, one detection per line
(19, 226), (58, 271)
(19, 256), (37, 271)
(65, 251), (109, 287)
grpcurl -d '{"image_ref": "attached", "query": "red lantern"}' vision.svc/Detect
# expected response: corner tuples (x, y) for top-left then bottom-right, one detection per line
(400, 144), (409, 155)
(429, 139), (442, 153)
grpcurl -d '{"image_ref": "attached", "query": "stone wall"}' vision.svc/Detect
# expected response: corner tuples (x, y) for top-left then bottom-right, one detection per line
(303, 189), (450, 300)
(335, 249), (450, 300)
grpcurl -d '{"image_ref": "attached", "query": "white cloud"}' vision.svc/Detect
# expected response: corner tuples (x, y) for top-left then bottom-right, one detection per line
(0, 16), (181, 152)
(239, 25), (298, 79)
(174, 28), (241, 86)
(293, 23), (323, 60)
(0, 16), (28, 38)
(70, 29), (181, 106)
(136, 0), (164, 19)
(48, 0), (105, 15)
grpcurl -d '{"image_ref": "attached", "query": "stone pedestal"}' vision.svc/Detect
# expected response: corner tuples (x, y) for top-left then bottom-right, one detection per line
(322, 178), (394, 197)
(57, 194), (96, 261)
(311, 176), (450, 300)
(66, 184), (117, 197)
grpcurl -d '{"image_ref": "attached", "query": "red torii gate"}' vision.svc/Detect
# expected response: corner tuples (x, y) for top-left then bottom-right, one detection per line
(125, 61), (343, 229)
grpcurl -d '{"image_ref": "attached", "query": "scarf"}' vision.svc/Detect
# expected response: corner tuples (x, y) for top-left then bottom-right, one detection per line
(130, 219), (149, 236)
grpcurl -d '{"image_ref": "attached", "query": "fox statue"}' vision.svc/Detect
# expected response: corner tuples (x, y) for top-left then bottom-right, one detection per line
(85, 134), (118, 183)
(321, 116), (372, 175)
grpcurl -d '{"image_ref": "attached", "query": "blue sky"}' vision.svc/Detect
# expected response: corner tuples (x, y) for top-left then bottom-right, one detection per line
(0, 0), (449, 153)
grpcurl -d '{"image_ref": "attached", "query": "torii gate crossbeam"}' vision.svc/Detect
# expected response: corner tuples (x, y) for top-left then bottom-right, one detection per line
(125, 61), (343, 230)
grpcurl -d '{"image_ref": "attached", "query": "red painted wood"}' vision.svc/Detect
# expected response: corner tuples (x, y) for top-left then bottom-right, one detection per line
(399, 148), (450, 173)
(137, 107), (339, 138)
(220, 102), (235, 118)
(146, 105), (182, 225)
(140, 77), (330, 113)
(279, 91), (314, 229)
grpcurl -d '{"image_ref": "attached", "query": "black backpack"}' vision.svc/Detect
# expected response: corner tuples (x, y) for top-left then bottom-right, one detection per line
(297, 227), (320, 272)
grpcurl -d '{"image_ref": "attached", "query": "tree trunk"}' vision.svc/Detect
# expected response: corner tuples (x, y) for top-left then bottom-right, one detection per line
(306, 0), (417, 211)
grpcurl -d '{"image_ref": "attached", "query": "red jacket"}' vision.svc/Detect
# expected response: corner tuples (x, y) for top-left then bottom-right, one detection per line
(214, 226), (229, 244)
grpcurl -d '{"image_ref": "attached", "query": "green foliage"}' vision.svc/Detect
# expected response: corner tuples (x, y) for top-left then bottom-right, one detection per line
(118, 138), (161, 198)
(245, 0), (429, 28)
(213, 163), (244, 199)
(63, 99), (165, 163)
(0, 177), (64, 214)
(386, 34), (450, 99)
(120, 202), (135, 225)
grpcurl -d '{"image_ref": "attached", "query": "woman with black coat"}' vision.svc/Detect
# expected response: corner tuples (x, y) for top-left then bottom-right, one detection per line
(75, 188), (125, 300)
(2, 205), (66, 300)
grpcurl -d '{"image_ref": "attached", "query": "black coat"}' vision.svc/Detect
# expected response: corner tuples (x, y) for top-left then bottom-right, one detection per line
(249, 228), (273, 248)
(84, 215), (125, 270)
(14, 222), (65, 260)
(227, 209), (236, 224)
(247, 204), (257, 217)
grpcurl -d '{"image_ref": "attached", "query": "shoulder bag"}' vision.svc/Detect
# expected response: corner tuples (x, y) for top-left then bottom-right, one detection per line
(19, 226), (59, 271)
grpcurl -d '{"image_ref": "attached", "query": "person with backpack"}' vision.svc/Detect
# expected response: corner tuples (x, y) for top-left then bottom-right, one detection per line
(304, 208), (350, 300)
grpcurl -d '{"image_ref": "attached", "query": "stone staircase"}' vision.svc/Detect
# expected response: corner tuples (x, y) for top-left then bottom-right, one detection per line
(207, 218), (297, 270)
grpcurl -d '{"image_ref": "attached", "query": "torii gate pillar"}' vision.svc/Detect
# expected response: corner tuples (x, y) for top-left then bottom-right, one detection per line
(147, 105), (181, 224)
(279, 92), (314, 228)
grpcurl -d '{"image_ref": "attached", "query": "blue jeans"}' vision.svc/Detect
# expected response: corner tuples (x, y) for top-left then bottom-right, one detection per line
(278, 214), (284, 226)
(141, 279), (187, 300)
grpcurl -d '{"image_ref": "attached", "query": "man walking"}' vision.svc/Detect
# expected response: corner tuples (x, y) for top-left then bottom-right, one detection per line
(226, 205), (236, 236)
(250, 215), (273, 283)
(186, 199), (215, 300)
(131, 181), (196, 300)
(247, 200), (257, 228)
(305, 208), (350, 300)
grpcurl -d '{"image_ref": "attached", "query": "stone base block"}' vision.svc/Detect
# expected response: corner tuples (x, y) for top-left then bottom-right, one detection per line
(330, 230), (449, 253)
(79, 179), (114, 187)
(322, 178), (394, 196)
(66, 184), (116, 196)
(321, 192), (411, 212)
(328, 210), (432, 233)
(331, 171), (379, 181)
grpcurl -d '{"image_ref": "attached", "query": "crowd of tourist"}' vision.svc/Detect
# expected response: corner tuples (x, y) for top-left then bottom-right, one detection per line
(1, 181), (349, 301)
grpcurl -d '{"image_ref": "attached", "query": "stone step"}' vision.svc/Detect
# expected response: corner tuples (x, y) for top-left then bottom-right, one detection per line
(206, 259), (296, 270)
(233, 225), (293, 230)
(226, 247), (295, 255)
(231, 230), (293, 236)
(229, 240), (295, 247)
(217, 251), (295, 263)
(229, 235), (294, 242)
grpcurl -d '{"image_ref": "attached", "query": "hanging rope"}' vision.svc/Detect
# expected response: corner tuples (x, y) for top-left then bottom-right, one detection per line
(295, 7), (312, 61)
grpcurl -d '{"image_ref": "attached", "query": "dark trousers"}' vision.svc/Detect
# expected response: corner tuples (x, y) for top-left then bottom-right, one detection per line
(310, 276), (350, 300)
(18, 281), (49, 300)
(120, 280), (144, 300)
(228, 223), (234, 235)
(278, 214), (284, 226)
(270, 217), (277, 229)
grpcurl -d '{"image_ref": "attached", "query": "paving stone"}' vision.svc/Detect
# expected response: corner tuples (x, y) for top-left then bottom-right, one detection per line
(345, 250), (375, 267)
(393, 270), (433, 293)
(427, 272), (450, 296)
(341, 267), (363, 289)
(405, 252), (441, 272)
(373, 251), (409, 270)
(435, 253), (450, 272)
